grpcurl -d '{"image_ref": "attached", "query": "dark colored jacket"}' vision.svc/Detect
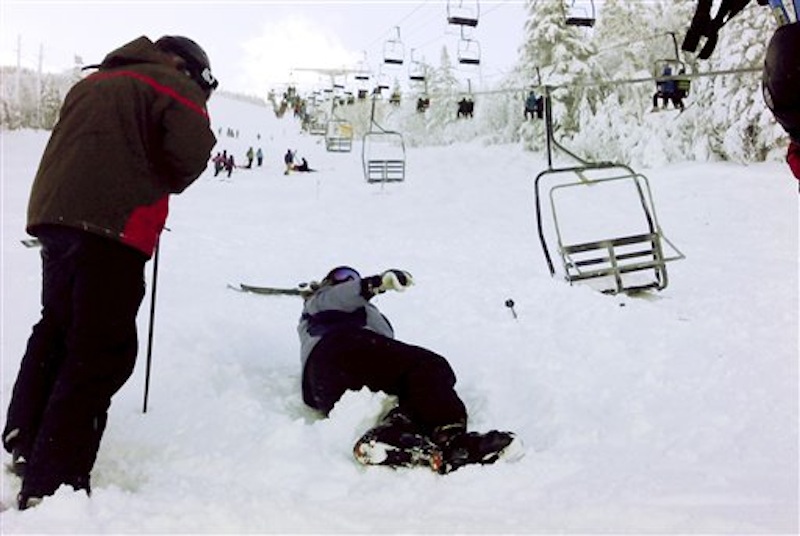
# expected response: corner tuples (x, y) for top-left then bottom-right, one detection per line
(27, 36), (217, 257)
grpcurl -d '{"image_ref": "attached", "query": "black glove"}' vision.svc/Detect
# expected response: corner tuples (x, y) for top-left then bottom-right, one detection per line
(360, 270), (414, 298)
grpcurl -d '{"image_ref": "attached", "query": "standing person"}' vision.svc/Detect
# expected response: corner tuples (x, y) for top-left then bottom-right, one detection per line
(2, 35), (218, 510)
(763, 21), (800, 184)
(298, 266), (521, 474)
(256, 147), (264, 167)
(225, 153), (235, 178)
(245, 146), (254, 169)
(212, 151), (224, 176)
(283, 148), (295, 175)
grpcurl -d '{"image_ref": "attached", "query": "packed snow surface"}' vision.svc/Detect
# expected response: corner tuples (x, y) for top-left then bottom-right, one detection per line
(1, 95), (797, 533)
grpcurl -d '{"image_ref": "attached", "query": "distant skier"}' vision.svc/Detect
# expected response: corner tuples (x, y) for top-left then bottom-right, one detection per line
(225, 153), (235, 177)
(245, 146), (254, 169)
(256, 147), (264, 167)
(297, 266), (521, 473)
(292, 157), (314, 172)
(283, 148), (294, 175)
(212, 151), (224, 176)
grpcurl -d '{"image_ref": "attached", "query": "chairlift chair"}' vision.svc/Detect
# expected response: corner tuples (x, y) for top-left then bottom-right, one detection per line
(457, 36), (481, 65)
(325, 119), (354, 152)
(409, 49), (426, 82)
(383, 27), (405, 65)
(362, 130), (406, 182)
(565, 0), (596, 27)
(534, 162), (684, 295)
(654, 59), (691, 97)
(447, 0), (480, 27)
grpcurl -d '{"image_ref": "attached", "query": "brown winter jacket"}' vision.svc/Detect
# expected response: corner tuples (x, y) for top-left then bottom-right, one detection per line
(26, 36), (217, 257)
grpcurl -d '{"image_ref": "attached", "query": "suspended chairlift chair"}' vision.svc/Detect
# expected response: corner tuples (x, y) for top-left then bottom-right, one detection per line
(457, 28), (481, 66)
(383, 27), (405, 66)
(362, 93), (406, 183)
(408, 49), (427, 82)
(325, 119), (354, 152)
(534, 88), (684, 295)
(565, 0), (596, 27)
(447, 0), (480, 27)
(653, 33), (692, 108)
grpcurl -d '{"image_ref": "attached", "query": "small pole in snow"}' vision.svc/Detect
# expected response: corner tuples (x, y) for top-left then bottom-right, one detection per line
(505, 298), (518, 320)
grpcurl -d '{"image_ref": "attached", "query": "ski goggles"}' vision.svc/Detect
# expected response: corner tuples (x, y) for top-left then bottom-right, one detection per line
(325, 266), (361, 284)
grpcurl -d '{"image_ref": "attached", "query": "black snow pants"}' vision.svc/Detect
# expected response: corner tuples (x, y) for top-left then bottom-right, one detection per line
(302, 328), (468, 434)
(3, 225), (146, 498)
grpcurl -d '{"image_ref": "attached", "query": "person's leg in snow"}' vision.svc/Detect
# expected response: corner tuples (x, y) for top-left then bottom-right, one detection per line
(302, 327), (522, 473)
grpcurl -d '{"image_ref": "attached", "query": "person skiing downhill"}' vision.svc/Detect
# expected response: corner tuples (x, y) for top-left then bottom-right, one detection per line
(2, 35), (218, 510)
(298, 266), (521, 473)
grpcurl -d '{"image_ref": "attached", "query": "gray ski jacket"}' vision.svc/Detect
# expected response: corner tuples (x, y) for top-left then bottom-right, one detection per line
(298, 279), (394, 368)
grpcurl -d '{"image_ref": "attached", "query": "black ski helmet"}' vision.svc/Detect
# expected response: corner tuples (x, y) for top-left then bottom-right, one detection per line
(155, 35), (219, 97)
(763, 22), (800, 140)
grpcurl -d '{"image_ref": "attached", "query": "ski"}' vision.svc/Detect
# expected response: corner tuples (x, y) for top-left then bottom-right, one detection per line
(227, 282), (315, 297)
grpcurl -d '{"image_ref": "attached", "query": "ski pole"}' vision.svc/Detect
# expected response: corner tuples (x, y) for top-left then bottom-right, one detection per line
(142, 237), (161, 414)
(505, 298), (518, 320)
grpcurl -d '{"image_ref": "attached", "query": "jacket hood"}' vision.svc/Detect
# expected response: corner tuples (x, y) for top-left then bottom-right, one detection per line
(100, 36), (167, 70)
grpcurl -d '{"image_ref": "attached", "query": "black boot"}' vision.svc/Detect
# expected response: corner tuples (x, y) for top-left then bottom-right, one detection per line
(432, 424), (521, 474)
(353, 407), (443, 471)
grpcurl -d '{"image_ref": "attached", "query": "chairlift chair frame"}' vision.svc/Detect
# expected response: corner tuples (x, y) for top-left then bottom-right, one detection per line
(457, 34), (481, 66)
(653, 59), (691, 97)
(408, 49), (427, 82)
(447, 0), (480, 27)
(362, 130), (406, 183)
(565, 0), (596, 27)
(383, 27), (405, 65)
(534, 162), (684, 295)
(325, 119), (354, 152)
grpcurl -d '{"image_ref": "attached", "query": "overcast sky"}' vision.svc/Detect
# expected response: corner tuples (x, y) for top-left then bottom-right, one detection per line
(0, 0), (530, 95)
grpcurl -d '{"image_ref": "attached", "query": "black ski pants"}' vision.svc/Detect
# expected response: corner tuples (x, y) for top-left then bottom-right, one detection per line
(3, 225), (146, 498)
(302, 328), (468, 434)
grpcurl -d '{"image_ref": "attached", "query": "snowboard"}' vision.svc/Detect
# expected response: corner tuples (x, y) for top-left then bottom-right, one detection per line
(353, 428), (523, 474)
(354, 430), (444, 472)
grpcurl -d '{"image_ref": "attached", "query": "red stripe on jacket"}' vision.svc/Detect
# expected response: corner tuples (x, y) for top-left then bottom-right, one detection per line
(788, 141), (800, 182)
(88, 70), (209, 118)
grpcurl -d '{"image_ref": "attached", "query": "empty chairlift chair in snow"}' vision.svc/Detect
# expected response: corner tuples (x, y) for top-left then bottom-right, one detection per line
(447, 0), (480, 27)
(534, 163), (684, 295)
(362, 130), (406, 183)
(325, 119), (354, 152)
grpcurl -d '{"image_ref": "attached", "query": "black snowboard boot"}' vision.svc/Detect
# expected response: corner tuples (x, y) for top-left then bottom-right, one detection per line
(353, 407), (443, 471)
(433, 424), (521, 474)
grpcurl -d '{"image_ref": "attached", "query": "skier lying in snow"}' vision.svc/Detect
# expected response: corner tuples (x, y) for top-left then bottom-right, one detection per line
(297, 266), (522, 473)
